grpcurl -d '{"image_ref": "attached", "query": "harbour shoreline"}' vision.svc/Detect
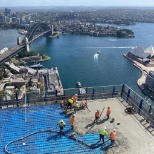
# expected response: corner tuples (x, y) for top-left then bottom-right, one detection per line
(123, 54), (154, 100)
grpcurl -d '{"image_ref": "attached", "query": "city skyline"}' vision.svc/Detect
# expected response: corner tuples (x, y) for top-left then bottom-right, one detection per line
(0, 0), (154, 7)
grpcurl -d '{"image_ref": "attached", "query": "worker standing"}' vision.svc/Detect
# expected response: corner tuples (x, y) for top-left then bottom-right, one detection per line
(106, 107), (111, 119)
(70, 114), (76, 129)
(99, 126), (108, 143)
(57, 120), (65, 136)
(94, 110), (100, 122)
(110, 129), (117, 145)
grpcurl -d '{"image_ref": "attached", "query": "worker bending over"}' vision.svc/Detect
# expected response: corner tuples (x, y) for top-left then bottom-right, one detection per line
(110, 129), (117, 145)
(81, 99), (87, 109)
(73, 102), (79, 113)
(67, 98), (74, 108)
(94, 110), (100, 122)
(57, 120), (65, 136)
(72, 94), (78, 103)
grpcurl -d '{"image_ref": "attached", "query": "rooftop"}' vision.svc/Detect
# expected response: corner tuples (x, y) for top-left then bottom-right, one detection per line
(0, 97), (154, 154)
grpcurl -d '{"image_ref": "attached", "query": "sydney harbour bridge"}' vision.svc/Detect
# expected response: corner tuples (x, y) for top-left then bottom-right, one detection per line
(0, 22), (53, 65)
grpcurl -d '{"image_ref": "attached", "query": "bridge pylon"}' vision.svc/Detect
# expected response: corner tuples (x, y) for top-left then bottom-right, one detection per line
(17, 37), (22, 45)
(24, 37), (30, 52)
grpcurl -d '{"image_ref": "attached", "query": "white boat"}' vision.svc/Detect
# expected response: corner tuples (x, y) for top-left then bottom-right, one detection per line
(0, 47), (8, 54)
(18, 29), (28, 35)
(76, 82), (82, 88)
(30, 63), (44, 68)
(94, 51), (101, 57)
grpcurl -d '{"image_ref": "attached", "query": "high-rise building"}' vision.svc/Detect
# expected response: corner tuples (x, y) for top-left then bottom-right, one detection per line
(5, 8), (11, 16)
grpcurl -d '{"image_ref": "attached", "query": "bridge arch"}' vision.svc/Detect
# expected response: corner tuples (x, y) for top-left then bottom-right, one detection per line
(24, 22), (51, 42)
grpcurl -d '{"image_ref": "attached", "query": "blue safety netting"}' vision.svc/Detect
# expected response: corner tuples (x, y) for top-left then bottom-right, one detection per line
(0, 104), (110, 154)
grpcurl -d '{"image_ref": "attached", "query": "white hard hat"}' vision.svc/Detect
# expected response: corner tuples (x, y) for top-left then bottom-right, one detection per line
(60, 120), (64, 122)
(73, 114), (75, 116)
(75, 94), (77, 96)
(102, 126), (106, 130)
(113, 129), (116, 132)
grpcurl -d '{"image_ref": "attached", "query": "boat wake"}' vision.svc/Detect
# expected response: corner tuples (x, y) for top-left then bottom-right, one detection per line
(84, 46), (133, 49)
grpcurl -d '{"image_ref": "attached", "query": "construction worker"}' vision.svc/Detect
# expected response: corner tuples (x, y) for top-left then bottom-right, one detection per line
(81, 99), (87, 109)
(110, 129), (117, 145)
(67, 98), (74, 108)
(99, 126), (108, 143)
(72, 94), (78, 103)
(70, 114), (76, 129)
(94, 110), (100, 122)
(57, 120), (65, 135)
(73, 102), (79, 113)
(106, 107), (111, 119)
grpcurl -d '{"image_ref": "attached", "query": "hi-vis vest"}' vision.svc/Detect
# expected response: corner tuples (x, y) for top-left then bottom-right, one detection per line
(68, 99), (74, 104)
(58, 121), (65, 127)
(100, 129), (108, 136)
(73, 102), (79, 107)
(95, 111), (100, 117)
(110, 131), (116, 140)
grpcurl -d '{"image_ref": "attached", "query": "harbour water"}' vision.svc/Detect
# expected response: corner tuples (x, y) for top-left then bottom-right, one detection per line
(0, 23), (154, 103)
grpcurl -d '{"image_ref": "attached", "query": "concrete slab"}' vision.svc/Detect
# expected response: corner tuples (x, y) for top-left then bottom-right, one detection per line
(73, 98), (154, 154)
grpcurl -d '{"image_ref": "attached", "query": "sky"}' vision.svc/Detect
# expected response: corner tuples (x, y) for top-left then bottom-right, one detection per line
(0, 0), (154, 7)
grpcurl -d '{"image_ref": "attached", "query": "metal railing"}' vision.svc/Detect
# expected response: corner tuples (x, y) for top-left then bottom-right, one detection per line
(0, 84), (154, 129)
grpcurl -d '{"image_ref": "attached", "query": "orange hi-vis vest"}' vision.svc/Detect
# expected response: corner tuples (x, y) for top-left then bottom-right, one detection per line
(70, 116), (76, 125)
(106, 108), (111, 115)
(95, 111), (100, 118)
(83, 100), (87, 106)
(110, 131), (116, 140)
(72, 95), (78, 102)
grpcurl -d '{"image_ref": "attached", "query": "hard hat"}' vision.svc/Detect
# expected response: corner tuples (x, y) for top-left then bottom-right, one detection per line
(113, 129), (116, 132)
(60, 120), (64, 122)
(75, 94), (77, 96)
(72, 114), (75, 116)
(108, 106), (110, 108)
(102, 126), (106, 130)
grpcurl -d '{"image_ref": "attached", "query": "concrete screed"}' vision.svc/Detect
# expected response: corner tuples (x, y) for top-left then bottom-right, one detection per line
(68, 98), (154, 154)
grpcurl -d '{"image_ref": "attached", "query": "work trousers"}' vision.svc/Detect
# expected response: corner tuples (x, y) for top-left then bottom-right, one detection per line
(99, 134), (105, 143)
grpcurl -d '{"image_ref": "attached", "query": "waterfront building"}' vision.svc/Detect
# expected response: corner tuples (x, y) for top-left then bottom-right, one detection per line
(145, 71), (154, 91)
(127, 45), (154, 64)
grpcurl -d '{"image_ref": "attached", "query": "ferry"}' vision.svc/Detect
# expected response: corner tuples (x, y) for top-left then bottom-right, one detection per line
(0, 47), (8, 54)
(76, 82), (82, 88)
(30, 63), (44, 68)
(18, 29), (28, 35)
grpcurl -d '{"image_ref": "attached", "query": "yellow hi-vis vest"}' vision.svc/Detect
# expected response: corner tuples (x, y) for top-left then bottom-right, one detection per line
(100, 129), (108, 136)
(58, 121), (65, 127)
(73, 102), (79, 107)
(68, 99), (74, 104)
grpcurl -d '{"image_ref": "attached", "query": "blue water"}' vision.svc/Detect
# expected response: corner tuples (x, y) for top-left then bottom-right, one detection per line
(0, 23), (154, 103)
